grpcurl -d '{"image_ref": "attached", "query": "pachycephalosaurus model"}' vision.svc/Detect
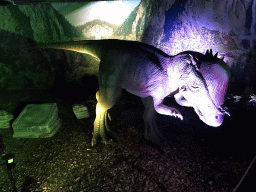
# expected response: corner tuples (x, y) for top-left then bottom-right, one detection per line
(38, 39), (230, 146)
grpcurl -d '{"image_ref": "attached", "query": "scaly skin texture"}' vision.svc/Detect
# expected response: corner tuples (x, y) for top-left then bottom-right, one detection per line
(38, 40), (230, 146)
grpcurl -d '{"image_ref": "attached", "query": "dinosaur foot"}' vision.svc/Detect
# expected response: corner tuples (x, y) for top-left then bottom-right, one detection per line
(91, 129), (118, 146)
(91, 111), (118, 146)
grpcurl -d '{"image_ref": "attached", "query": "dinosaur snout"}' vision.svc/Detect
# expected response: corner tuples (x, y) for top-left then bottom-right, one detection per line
(194, 106), (224, 127)
(203, 105), (230, 127)
(212, 113), (224, 127)
(200, 112), (224, 127)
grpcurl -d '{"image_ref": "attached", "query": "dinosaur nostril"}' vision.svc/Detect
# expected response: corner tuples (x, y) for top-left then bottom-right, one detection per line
(215, 115), (219, 119)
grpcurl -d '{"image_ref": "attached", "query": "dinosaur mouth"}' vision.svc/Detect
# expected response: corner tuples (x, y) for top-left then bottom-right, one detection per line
(194, 107), (203, 117)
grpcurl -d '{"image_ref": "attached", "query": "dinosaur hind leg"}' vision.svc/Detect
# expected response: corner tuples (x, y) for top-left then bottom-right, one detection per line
(92, 87), (121, 146)
(92, 51), (122, 146)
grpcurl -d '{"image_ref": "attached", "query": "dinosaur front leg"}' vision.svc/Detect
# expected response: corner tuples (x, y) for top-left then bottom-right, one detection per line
(154, 104), (183, 120)
(150, 92), (183, 120)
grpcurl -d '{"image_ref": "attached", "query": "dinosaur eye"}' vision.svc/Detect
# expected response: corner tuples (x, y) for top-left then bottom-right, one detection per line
(190, 81), (199, 89)
(191, 84), (199, 89)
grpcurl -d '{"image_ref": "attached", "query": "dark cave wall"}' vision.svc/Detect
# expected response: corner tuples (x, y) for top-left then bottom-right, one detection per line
(0, 3), (82, 91)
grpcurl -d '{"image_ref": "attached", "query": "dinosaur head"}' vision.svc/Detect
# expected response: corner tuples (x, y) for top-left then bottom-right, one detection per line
(177, 50), (230, 127)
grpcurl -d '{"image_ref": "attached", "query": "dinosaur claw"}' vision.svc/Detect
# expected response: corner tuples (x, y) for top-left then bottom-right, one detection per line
(92, 107), (117, 146)
(108, 114), (111, 121)
(91, 138), (97, 146)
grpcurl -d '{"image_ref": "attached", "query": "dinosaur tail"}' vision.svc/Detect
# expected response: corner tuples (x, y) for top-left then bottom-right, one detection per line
(37, 40), (104, 60)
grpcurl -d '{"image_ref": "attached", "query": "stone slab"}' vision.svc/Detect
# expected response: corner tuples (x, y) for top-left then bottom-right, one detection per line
(12, 103), (61, 138)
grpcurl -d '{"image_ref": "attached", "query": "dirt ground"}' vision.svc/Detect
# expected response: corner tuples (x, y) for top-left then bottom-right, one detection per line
(0, 88), (255, 191)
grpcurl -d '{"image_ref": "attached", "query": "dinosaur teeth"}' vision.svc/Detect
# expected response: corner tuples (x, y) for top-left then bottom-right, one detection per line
(194, 107), (203, 117)
(198, 109), (203, 116)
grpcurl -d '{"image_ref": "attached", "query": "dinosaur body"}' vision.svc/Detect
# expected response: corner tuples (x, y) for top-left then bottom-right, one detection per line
(38, 39), (230, 146)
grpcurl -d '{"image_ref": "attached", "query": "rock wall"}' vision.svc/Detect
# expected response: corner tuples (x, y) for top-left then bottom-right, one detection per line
(0, 3), (82, 90)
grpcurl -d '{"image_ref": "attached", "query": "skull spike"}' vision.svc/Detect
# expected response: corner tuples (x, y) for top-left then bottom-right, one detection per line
(214, 52), (218, 59)
(220, 56), (224, 60)
(210, 49), (213, 55)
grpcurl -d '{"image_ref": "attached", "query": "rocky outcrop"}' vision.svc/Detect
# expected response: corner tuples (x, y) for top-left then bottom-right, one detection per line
(18, 3), (82, 42)
(0, 3), (81, 42)
(113, 0), (150, 41)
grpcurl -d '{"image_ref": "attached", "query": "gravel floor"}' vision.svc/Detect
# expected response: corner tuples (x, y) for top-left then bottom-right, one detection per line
(0, 89), (255, 191)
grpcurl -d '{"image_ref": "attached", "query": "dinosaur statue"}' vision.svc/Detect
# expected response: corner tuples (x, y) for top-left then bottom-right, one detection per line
(38, 39), (230, 147)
